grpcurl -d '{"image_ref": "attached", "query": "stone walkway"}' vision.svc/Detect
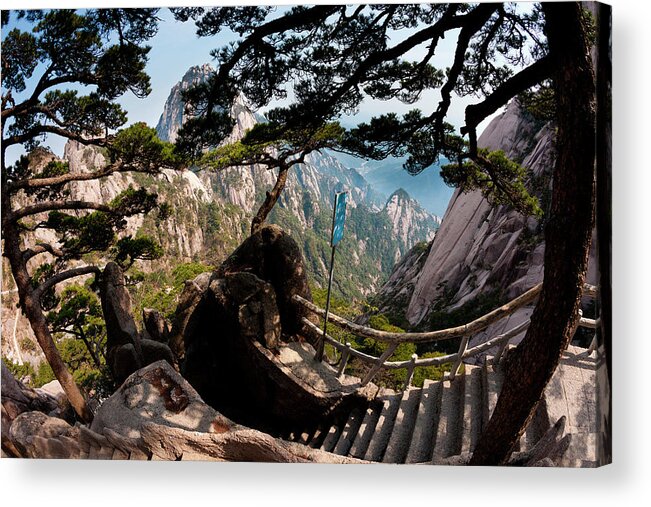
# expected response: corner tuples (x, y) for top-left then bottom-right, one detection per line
(544, 344), (608, 466)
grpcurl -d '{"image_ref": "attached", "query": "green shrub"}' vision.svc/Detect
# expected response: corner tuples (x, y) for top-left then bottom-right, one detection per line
(19, 337), (37, 353)
(3, 357), (35, 384)
(33, 361), (55, 387)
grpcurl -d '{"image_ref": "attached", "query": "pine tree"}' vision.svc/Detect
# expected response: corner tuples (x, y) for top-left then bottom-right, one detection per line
(1, 9), (180, 421)
(173, 2), (608, 464)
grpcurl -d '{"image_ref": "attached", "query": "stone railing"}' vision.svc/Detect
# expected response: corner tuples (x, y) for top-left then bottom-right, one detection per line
(293, 283), (598, 390)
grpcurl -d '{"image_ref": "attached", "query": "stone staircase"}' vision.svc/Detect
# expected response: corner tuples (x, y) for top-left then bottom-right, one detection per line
(282, 360), (552, 464)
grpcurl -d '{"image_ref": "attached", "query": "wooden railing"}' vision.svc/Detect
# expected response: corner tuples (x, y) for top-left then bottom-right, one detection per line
(293, 283), (598, 390)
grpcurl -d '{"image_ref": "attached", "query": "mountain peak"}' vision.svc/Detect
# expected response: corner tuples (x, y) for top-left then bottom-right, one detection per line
(182, 63), (214, 83)
(388, 188), (411, 203)
(156, 63), (218, 143)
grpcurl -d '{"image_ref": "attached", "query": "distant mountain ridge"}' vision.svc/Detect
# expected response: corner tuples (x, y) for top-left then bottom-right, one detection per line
(150, 64), (440, 297)
(333, 152), (451, 218)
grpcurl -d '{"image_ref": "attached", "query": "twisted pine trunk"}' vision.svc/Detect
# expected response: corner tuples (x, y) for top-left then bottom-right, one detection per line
(251, 164), (290, 235)
(1, 205), (93, 423)
(470, 2), (597, 465)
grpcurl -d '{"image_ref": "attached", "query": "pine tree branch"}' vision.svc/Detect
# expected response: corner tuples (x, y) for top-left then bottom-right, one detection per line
(8, 161), (125, 192)
(22, 243), (65, 263)
(33, 265), (101, 301)
(461, 55), (554, 155)
(207, 5), (341, 104)
(11, 200), (112, 221)
(3, 124), (107, 150)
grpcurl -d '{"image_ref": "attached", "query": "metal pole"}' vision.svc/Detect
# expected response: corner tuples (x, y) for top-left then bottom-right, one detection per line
(316, 243), (336, 362)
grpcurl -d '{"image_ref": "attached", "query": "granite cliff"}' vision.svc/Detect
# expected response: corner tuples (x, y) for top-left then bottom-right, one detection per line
(372, 100), (597, 351)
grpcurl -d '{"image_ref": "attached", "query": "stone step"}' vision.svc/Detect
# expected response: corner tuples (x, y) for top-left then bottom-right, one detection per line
(561, 431), (599, 464)
(309, 422), (330, 449)
(431, 375), (465, 460)
(482, 361), (504, 429)
(348, 404), (382, 459)
(382, 387), (423, 463)
(333, 408), (365, 456)
(320, 423), (343, 453)
(405, 379), (443, 463)
(363, 393), (402, 462)
(460, 365), (483, 456)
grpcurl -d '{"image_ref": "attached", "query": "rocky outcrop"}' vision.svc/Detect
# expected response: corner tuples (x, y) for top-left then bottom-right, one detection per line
(383, 189), (438, 263)
(1, 361), (76, 457)
(172, 226), (375, 433)
(168, 271), (212, 362)
(83, 360), (366, 463)
(181, 272), (282, 424)
(8, 411), (80, 459)
(404, 101), (552, 326)
(216, 224), (313, 338)
(100, 262), (175, 384)
(368, 241), (433, 323)
(90, 360), (232, 441)
(142, 308), (169, 343)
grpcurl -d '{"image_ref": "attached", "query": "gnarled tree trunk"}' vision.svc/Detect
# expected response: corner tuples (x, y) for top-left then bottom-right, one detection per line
(250, 164), (290, 235)
(470, 2), (597, 465)
(1, 216), (93, 423)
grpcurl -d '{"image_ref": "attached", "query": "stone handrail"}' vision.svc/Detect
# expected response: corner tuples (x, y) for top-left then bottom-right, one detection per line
(294, 283), (598, 389)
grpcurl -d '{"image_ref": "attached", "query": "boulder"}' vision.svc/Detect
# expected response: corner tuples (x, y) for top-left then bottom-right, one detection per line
(216, 224), (313, 339)
(168, 271), (213, 362)
(142, 308), (170, 343)
(8, 411), (80, 459)
(90, 360), (234, 444)
(2, 360), (64, 456)
(182, 272), (282, 426)
(100, 262), (175, 385)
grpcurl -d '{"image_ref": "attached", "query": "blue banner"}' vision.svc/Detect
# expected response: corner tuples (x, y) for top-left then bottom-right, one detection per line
(331, 191), (347, 247)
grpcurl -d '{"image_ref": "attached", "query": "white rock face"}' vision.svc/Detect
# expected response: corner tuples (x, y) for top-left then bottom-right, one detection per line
(153, 64), (439, 273)
(156, 64), (214, 144)
(405, 101), (549, 324)
(382, 101), (598, 341)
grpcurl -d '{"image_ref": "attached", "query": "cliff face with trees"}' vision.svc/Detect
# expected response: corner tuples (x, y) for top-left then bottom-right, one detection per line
(372, 100), (599, 352)
(2, 63), (439, 375)
(169, 2), (607, 465)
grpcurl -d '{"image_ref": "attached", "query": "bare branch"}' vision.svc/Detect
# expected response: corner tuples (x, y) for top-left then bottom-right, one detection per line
(12, 200), (112, 221)
(22, 243), (65, 263)
(33, 265), (101, 301)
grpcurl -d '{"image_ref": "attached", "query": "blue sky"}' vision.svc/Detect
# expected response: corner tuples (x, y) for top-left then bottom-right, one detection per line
(3, 5), (499, 150)
(2, 3), (503, 216)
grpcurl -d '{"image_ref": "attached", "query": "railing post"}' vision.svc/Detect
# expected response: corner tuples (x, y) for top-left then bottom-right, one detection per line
(403, 353), (418, 391)
(337, 342), (352, 378)
(449, 335), (470, 381)
(361, 343), (397, 387)
(493, 339), (509, 366)
(567, 309), (583, 348)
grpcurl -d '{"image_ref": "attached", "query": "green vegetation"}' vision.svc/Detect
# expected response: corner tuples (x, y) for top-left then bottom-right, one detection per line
(129, 262), (213, 322)
(3, 359), (35, 383)
(424, 289), (504, 355)
(269, 202), (397, 301)
(310, 285), (462, 390)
